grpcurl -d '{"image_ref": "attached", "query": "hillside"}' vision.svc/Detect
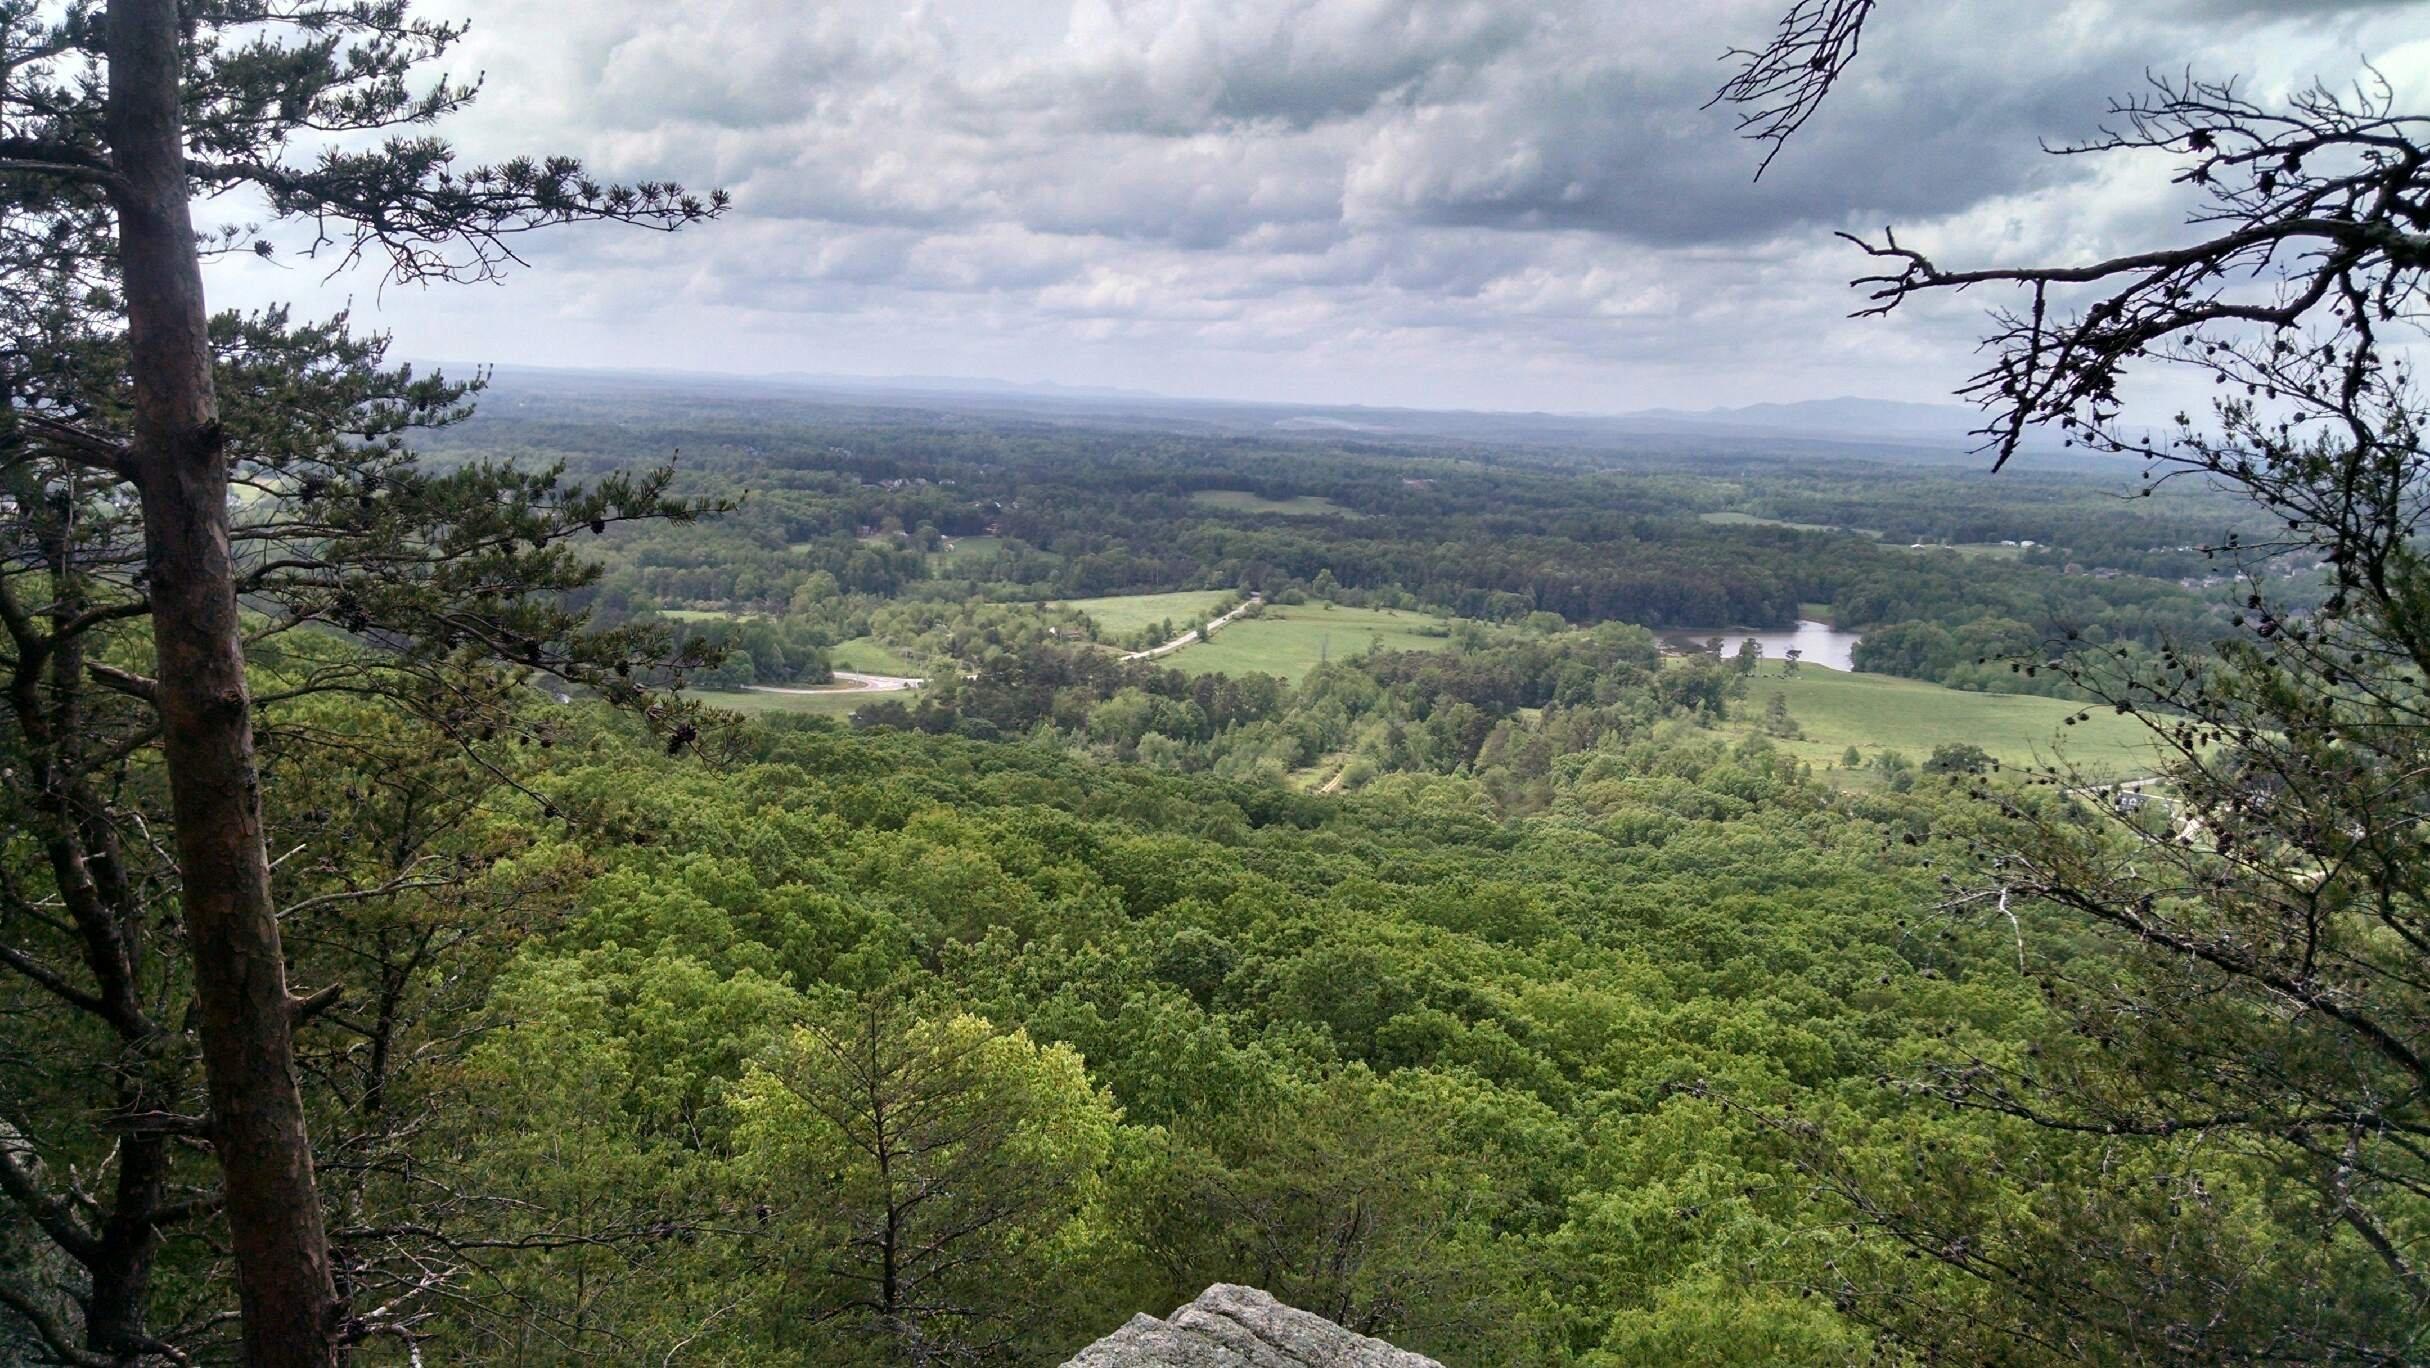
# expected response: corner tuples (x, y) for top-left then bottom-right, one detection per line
(8, 3), (2416, 1365)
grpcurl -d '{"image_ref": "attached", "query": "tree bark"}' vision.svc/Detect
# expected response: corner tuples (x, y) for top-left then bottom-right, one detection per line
(104, 2), (342, 1363)
(83, 1133), (169, 1363)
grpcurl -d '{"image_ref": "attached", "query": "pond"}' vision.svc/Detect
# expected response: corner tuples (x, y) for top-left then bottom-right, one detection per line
(1659, 620), (1864, 673)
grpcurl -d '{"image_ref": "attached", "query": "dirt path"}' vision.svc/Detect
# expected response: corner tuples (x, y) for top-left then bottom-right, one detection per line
(747, 670), (925, 697)
(741, 593), (1260, 701)
(1122, 594), (1262, 663)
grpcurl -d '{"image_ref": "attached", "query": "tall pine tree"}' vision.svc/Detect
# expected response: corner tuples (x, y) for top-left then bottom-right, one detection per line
(2, 4), (722, 1361)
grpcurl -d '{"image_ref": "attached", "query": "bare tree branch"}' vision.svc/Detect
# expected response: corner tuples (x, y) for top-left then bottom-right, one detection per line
(1708, 0), (1877, 177)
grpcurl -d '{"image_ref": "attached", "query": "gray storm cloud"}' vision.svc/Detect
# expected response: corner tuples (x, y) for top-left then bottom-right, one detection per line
(209, 0), (2430, 412)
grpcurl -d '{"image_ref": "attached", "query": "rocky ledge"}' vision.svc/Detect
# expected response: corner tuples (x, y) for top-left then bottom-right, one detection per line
(1064, 1285), (1442, 1367)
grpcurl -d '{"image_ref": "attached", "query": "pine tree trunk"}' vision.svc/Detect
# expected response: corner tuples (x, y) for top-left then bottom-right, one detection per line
(104, 2), (341, 1363)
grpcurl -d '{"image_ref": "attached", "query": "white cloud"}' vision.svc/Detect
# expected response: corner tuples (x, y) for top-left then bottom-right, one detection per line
(204, 0), (2430, 414)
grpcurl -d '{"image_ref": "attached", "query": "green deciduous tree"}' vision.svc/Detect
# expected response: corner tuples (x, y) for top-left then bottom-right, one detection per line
(1139, 1070), (1547, 1362)
(731, 1003), (1128, 1363)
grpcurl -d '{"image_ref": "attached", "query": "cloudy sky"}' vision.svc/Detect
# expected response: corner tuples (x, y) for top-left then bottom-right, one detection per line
(210, 0), (2430, 414)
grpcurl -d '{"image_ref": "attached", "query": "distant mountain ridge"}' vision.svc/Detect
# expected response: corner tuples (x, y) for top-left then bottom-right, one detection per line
(759, 370), (1167, 402)
(1612, 397), (2009, 447)
(458, 363), (2090, 463)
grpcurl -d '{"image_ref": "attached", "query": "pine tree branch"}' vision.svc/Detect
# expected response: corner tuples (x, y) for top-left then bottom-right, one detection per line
(0, 1272), (115, 1368)
(0, 136), (126, 194)
(0, 1130), (101, 1267)
(14, 412), (135, 478)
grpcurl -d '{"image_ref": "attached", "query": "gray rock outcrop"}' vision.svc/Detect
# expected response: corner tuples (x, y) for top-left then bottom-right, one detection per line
(1064, 1285), (1443, 1367)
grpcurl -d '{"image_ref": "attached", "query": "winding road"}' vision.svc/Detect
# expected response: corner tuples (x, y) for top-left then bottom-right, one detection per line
(1119, 594), (1263, 663)
(740, 593), (1262, 700)
(748, 670), (926, 697)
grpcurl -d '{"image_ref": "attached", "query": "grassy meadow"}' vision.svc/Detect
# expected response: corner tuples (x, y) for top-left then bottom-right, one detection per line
(1189, 489), (1358, 517)
(1900, 542), (2029, 560)
(1056, 590), (1241, 638)
(686, 687), (880, 719)
(1712, 660), (2157, 777)
(1699, 510), (1881, 538)
(932, 535), (1003, 569)
(827, 636), (923, 676)
(1172, 603), (1454, 682)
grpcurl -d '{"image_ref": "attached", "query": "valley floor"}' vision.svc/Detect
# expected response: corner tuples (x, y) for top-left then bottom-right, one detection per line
(1706, 658), (2153, 777)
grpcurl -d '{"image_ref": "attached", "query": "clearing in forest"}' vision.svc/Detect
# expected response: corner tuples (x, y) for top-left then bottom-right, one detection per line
(1190, 490), (1359, 517)
(931, 535), (1004, 569)
(1900, 542), (2029, 560)
(1171, 603), (1454, 682)
(684, 687), (870, 718)
(1713, 660), (2157, 776)
(1698, 510), (1881, 537)
(828, 636), (923, 676)
(1056, 590), (1242, 638)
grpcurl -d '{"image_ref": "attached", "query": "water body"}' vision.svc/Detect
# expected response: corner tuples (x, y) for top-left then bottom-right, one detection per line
(1660, 620), (1864, 673)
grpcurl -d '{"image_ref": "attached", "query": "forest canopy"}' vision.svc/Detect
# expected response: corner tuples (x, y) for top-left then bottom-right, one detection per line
(4, 0), (2424, 1363)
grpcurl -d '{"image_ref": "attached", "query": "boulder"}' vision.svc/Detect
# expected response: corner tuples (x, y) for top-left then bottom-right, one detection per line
(1064, 1285), (1442, 1367)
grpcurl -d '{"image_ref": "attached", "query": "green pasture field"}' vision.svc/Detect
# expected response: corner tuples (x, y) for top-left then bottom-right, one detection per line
(1900, 542), (2028, 560)
(686, 687), (878, 719)
(1056, 590), (1240, 638)
(1699, 511), (1881, 538)
(1190, 490), (1358, 517)
(1709, 660), (2157, 777)
(931, 535), (1004, 569)
(827, 637), (923, 676)
(1171, 603), (1454, 683)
